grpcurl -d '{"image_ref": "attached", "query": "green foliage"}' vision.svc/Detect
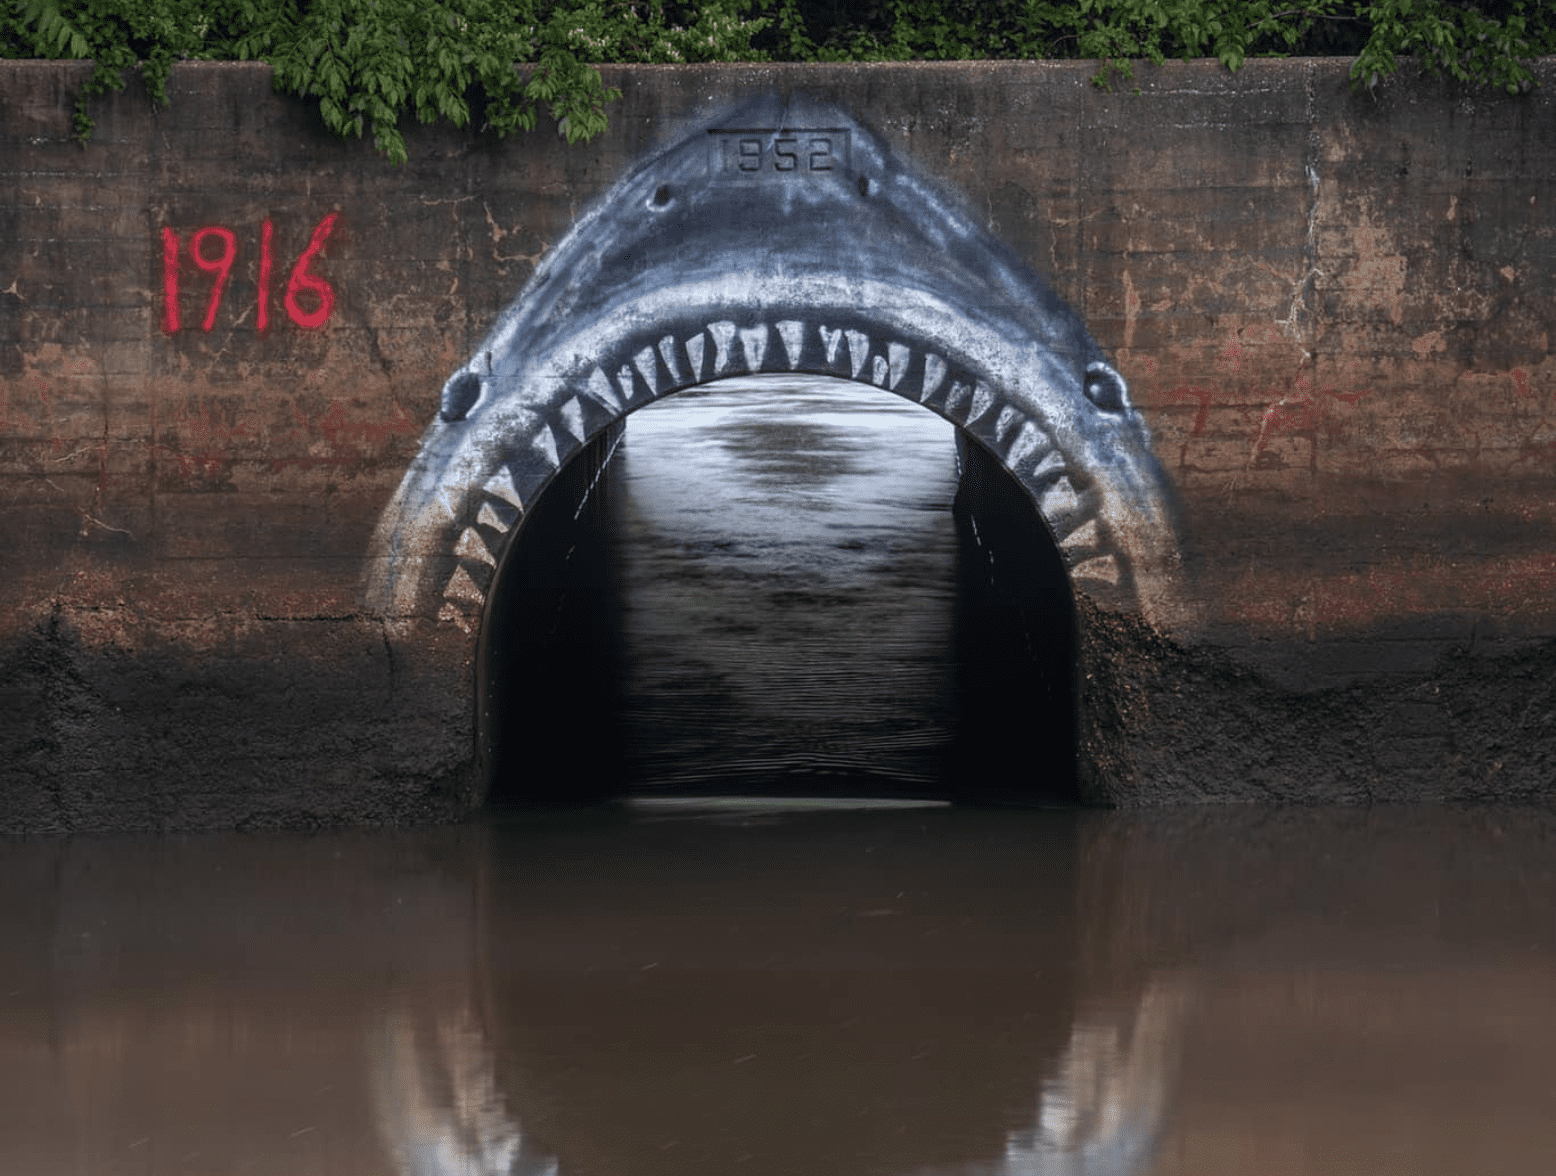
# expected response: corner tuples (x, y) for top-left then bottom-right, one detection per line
(1350, 0), (1552, 94)
(759, 0), (1555, 89)
(5, 0), (1553, 159)
(253, 0), (622, 163)
(7, 0), (215, 139)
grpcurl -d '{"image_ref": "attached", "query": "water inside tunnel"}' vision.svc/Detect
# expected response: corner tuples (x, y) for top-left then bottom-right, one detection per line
(478, 375), (1077, 806)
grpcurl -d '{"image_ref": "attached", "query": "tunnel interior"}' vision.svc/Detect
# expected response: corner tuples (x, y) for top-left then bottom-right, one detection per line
(478, 377), (1077, 807)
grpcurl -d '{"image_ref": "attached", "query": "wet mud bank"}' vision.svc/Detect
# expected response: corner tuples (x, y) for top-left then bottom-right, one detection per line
(8, 586), (1553, 836)
(0, 608), (477, 836)
(1077, 595), (1556, 805)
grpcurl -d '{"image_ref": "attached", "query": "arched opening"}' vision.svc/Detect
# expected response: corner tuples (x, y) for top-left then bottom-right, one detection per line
(479, 375), (1076, 807)
(364, 98), (1183, 809)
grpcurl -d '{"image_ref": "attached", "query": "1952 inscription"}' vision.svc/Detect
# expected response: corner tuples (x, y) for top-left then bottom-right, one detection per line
(709, 129), (851, 177)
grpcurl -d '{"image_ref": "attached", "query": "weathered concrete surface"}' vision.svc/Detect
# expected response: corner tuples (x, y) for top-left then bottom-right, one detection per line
(1, 58), (1553, 828)
(1076, 596), (1556, 804)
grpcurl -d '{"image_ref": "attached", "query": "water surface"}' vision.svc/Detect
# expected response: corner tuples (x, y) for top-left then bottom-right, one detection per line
(5, 803), (1555, 1175)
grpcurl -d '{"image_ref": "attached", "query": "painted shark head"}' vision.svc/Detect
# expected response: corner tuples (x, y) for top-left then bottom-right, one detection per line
(364, 94), (1181, 626)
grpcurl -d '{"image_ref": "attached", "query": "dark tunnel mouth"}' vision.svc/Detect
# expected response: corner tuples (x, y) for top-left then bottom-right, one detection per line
(475, 377), (1081, 809)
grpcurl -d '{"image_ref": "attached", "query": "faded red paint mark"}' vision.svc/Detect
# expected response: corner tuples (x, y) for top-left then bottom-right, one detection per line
(152, 396), (422, 486)
(1158, 385), (1217, 436)
(158, 399), (261, 481)
(1226, 554), (1556, 633)
(268, 399), (421, 472)
(313, 398), (418, 451)
(1511, 368), (1531, 398)
(1252, 376), (1372, 463)
(1218, 339), (1246, 377)
(1154, 384), (1218, 468)
(159, 215), (338, 334)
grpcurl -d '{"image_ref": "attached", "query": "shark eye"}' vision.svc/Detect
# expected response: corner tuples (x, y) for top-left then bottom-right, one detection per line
(857, 175), (871, 198)
(1083, 361), (1131, 414)
(649, 184), (673, 209)
(441, 370), (483, 422)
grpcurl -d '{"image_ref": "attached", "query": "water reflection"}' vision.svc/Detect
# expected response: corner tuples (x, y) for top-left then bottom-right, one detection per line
(992, 980), (1189, 1176)
(4, 805), (1556, 1175)
(372, 1005), (555, 1176)
(369, 976), (1185, 1176)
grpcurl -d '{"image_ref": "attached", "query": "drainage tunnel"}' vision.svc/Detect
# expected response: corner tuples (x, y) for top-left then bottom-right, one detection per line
(478, 377), (1077, 807)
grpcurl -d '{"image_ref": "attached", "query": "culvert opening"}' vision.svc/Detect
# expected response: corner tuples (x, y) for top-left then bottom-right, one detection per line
(478, 375), (1077, 808)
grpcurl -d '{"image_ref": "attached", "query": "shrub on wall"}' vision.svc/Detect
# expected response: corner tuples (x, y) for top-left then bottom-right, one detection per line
(5, 0), (1553, 161)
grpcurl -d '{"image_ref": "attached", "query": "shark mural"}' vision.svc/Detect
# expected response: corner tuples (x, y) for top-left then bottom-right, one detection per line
(362, 94), (1182, 636)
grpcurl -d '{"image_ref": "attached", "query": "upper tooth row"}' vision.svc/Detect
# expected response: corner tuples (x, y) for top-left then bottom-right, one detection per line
(435, 319), (1121, 620)
(527, 319), (1068, 479)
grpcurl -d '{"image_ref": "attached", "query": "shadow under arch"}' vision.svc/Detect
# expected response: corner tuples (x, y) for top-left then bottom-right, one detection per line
(478, 375), (1079, 805)
(362, 92), (1183, 802)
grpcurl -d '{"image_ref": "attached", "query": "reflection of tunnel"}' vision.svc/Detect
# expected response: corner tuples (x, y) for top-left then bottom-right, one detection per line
(480, 379), (1076, 807)
(479, 808), (1088, 1176)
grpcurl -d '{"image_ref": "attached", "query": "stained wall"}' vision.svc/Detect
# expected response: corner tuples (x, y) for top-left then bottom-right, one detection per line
(1, 59), (1552, 829)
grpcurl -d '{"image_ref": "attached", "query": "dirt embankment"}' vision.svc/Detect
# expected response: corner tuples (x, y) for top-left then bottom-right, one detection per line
(0, 607), (477, 836)
(1076, 595), (1556, 806)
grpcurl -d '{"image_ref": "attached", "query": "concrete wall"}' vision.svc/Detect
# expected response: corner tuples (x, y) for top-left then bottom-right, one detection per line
(2, 58), (1552, 830)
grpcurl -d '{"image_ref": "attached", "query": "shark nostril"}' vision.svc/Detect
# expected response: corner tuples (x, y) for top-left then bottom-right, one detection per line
(440, 370), (483, 423)
(650, 184), (673, 208)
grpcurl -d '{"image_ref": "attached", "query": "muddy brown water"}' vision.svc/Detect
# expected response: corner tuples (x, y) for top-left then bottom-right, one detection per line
(3, 802), (1555, 1176)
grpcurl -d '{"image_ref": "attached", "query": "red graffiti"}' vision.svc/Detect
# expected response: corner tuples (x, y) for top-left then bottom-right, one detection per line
(258, 218), (274, 333)
(160, 215), (338, 335)
(160, 227), (180, 333)
(284, 213), (338, 330)
(191, 226), (237, 332)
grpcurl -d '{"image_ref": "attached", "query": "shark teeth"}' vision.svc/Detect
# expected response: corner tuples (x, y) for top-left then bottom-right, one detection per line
(455, 526), (497, 568)
(615, 363), (643, 403)
(657, 335), (685, 384)
(707, 320), (737, 376)
(819, 324), (845, 369)
(633, 346), (661, 395)
(776, 321), (805, 369)
(476, 501), (512, 533)
(845, 330), (870, 378)
(685, 333), (707, 380)
(557, 397), (586, 442)
(739, 325), (769, 373)
(482, 465), (524, 512)
(1004, 421), (1050, 472)
(532, 424), (560, 469)
(582, 367), (622, 412)
(1034, 475), (1089, 540)
(920, 353), (947, 402)
(966, 381), (996, 425)
(463, 327), (1124, 611)
(1070, 554), (1121, 585)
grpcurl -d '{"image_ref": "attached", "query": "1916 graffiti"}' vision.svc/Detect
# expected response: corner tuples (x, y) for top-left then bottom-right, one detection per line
(161, 214), (338, 335)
